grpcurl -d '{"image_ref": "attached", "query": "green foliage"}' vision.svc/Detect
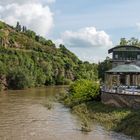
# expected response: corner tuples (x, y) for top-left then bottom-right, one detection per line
(0, 22), (5, 29)
(0, 61), (7, 75)
(46, 40), (55, 47)
(0, 20), (98, 90)
(71, 101), (140, 139)
(120, 38), (128, 45)
(98, 57), (112, 81)
(120, 37), (140, 46)
(114, 111), (140, 138)
(7, 68), (32, 89)
(25, 30), (36, 39)
(35, 36), (55, 47)
(76, 62), (98, 81)
(35, 70), (46, 86)
(64, 79), (100, 107)
(16, 22), (22, 32)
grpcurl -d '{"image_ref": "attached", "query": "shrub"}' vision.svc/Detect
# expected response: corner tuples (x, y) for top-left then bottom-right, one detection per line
(63, 79), (72, 85)
(35, 71), (46, 86)
(64, 79), (100, 107)
(7, 69), (32, 89)
(0, 22), (5, 29)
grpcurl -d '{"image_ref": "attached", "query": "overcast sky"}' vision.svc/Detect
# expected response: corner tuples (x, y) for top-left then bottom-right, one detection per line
(0, 0), (140, 63)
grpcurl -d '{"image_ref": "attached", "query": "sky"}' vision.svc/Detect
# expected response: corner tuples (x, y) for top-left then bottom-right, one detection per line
(0, 0), (140, 63)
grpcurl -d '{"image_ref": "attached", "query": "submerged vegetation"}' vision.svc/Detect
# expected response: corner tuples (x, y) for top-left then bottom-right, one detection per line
(72, 102), (140, 139)
(60, 79), (140, 139)
(0, 21), (98, 90)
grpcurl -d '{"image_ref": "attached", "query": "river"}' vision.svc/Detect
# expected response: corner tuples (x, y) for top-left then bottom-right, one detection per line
(0, 86), (134, 140)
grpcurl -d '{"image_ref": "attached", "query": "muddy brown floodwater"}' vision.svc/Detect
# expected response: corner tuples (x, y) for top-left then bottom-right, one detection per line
(0, 86), (135, 140)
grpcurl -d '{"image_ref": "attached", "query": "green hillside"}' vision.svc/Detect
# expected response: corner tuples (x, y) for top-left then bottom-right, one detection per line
(0, 21), (98, 90)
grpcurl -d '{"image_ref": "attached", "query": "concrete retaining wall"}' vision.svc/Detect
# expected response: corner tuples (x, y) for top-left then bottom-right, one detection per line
(101, 92), (140, 109)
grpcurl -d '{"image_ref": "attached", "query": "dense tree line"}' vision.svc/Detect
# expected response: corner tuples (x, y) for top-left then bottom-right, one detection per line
(0, 21), (98, 90)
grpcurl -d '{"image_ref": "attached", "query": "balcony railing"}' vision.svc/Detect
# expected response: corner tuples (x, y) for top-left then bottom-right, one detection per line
(101, 85), (140, 95)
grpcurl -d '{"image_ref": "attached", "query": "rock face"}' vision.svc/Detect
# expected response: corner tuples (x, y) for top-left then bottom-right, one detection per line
(101, 92), (140, 109)
(0, 75), (7, 91)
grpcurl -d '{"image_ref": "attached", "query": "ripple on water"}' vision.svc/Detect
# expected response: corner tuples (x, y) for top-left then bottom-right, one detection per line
(0, 87), (135, 140)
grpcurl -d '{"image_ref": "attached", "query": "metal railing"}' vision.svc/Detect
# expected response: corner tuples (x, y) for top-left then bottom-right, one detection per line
(101, 85), (140, 95)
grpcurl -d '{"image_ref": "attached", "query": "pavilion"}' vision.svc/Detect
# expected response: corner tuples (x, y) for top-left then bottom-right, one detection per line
(104, 45), (140, 94)
(105, 64), (140, 94)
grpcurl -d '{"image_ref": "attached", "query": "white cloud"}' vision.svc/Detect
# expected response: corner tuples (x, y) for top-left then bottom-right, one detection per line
(57, 27), (112, 48)
(55, 27), (113, 62)
(0, 0), (55, 5)
(0, 1), (54, 36)
(45, 0), (56, 4)
(55, 39), (64, 48)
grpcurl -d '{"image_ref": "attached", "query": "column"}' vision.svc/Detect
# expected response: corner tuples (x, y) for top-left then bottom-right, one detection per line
(126, 75), (130, 86)
(132, 75), (136, 86)
(117, 75), (120, 86)
(138, 75), (140, 86)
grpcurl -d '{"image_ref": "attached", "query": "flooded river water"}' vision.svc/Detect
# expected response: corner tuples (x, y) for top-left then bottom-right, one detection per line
(0, 86), (134, 140)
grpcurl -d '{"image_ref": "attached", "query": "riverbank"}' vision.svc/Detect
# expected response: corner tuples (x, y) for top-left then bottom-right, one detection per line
(65, 101), (140, 139)
(59, 79), (139, 139)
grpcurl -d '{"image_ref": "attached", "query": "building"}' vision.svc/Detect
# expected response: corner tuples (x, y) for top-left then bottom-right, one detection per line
(109, 45), (140, 68)
(102, 45), (140, 109)
(104, 45), (140, 92)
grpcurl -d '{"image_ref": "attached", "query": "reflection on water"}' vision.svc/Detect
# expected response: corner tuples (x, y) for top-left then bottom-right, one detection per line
(0, 86), (134, 140)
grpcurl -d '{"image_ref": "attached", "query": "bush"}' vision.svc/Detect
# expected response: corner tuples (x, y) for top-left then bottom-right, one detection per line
(64, 79), (100, 107)
(35, 71), (46, 86)
(63, 79), (72, 85)
(7, 69), (32, 89)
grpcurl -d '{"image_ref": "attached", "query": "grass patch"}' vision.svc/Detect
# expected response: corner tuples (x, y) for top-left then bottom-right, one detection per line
(59, 80), (140, 138)
(71, 101), (140, 139)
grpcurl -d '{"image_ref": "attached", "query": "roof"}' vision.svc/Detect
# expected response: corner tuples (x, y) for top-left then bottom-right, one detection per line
(108, 45), (140, 54)
(107, 64), (140, 73)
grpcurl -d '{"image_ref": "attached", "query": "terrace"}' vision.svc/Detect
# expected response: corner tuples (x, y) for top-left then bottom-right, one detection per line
(103, 64), (140, 95)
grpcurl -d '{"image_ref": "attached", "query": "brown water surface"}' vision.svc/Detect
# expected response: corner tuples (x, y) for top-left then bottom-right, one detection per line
(0, 86), (134, 140)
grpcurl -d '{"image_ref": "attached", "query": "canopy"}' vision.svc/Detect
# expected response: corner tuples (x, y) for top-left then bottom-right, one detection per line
(107, 64), (140, 73)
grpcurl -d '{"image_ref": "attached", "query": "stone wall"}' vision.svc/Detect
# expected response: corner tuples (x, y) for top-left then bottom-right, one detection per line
(101, 92), (140, 109)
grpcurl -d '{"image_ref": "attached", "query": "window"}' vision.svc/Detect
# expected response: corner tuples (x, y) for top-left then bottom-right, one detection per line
(115, 54), (118, 59)
(120, 74), (126, 85)
(137, 55), (140, 60)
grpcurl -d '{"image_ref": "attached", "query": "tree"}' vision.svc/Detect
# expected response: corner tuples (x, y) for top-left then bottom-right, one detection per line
(127, 37), (140, 46)
(7, 69), (32, 89)
(25, 30), (36, 39)
(22, 26), (27, 32)
(16, 22), (21, 32)
(98, 57), (112, 82)
(120, 37), (140, 46)
(120, 38), (127, 45)
(46, 40), (55, 47)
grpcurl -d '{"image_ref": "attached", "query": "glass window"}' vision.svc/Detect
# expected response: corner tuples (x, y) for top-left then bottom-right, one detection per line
(115, 54), (118, 59)
(137, 55), (140, 60)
